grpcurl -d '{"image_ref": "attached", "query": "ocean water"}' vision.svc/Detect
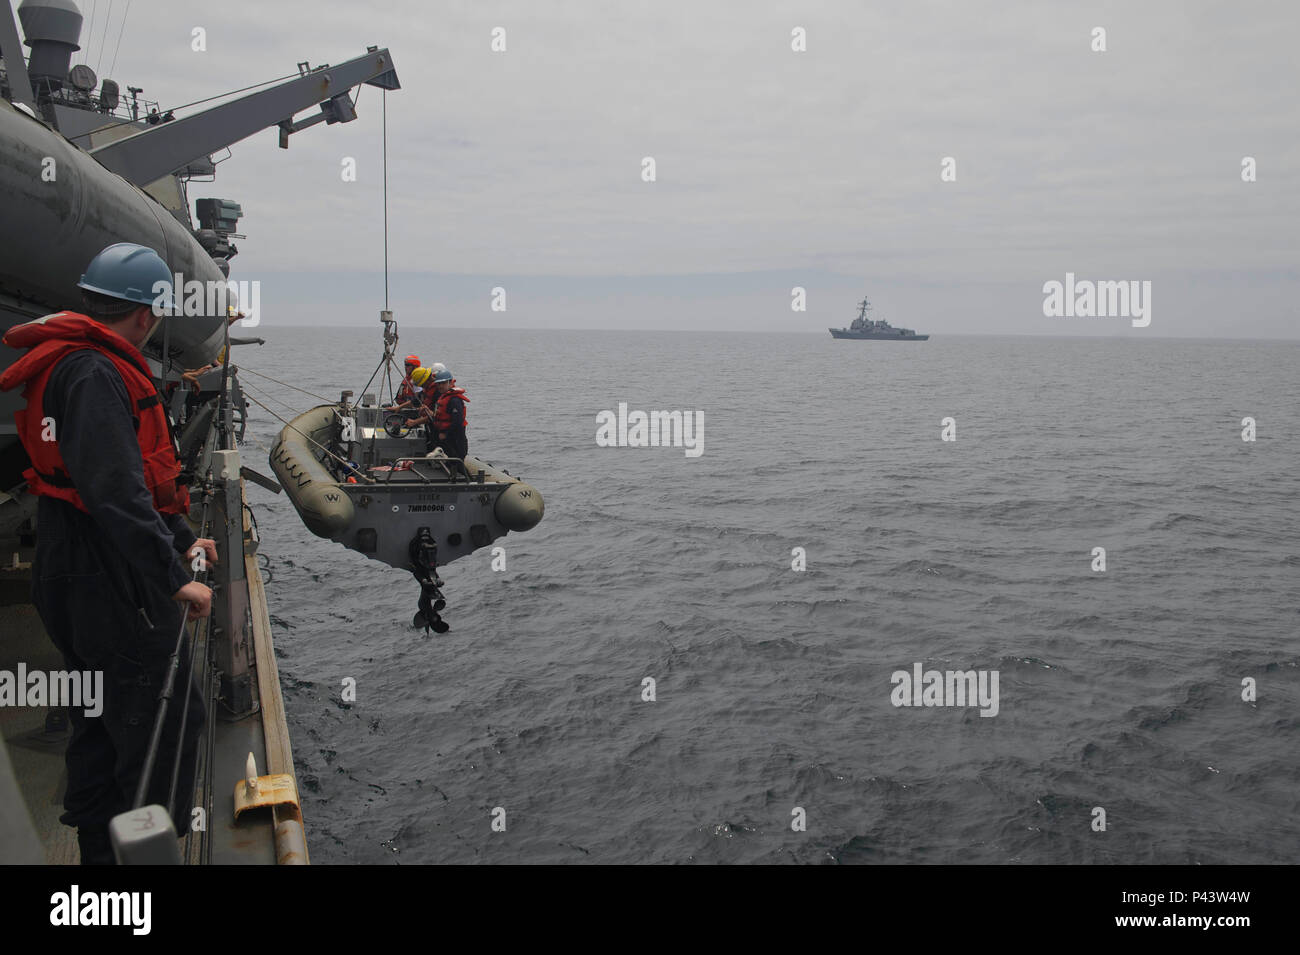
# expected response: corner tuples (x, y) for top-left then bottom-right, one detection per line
(237, 328), (1300, 864)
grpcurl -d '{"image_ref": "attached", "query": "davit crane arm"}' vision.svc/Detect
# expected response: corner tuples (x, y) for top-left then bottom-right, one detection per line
(88, 49), (400, 187)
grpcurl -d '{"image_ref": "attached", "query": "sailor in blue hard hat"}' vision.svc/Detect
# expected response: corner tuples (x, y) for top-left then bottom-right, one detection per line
(77, 240), (175, 307)
(0, 242), (209, 863)
(76, 241), (176, 340)
(410, 366), (469, 458)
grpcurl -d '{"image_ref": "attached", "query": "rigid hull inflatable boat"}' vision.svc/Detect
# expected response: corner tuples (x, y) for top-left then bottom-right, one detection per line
(270, 394), (544, 633)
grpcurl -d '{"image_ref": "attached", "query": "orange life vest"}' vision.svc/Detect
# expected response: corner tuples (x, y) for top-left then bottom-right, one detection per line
(0, 311), (190, 515)
(395, 376), (421, 405)
(430, 384), (468, 431)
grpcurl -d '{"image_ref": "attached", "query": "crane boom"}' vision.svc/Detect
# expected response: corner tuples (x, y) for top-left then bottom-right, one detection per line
(89, 48), (399, 186)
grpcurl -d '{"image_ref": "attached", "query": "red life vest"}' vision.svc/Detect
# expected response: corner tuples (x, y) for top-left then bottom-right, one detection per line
(0, 311), (190, 515)
(431, 384), (469, 431)
(395, 376), (421, 405)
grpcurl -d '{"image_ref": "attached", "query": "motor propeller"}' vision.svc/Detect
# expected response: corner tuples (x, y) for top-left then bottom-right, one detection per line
(408, 527), (449, 634)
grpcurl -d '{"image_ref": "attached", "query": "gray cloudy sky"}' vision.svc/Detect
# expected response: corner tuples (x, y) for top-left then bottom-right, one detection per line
(71, 0), (1300, 336)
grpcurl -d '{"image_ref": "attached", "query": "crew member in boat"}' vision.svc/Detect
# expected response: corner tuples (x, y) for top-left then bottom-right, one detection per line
(385, 353), (422, 410)
(385, 358), (446, 420)
(410, 367), (469, 458)
(0, 243), (212, 864)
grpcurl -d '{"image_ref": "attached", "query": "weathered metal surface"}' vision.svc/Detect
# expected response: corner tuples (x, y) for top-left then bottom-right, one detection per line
(0, 100), (230, 363)
(211, 449), (255, 717)
(232, 771), (299, 820)
(89, 50), (400, 187)
(245, 481), (308, 864)
(0, 1), (35, 109)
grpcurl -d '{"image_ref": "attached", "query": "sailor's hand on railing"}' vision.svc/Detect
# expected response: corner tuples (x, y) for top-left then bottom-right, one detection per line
(189, 538), (219, 567)
(173, 581), (212, 619)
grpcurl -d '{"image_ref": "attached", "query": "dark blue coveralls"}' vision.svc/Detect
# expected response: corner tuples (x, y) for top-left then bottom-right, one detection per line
(33, 350), (205, 864)
(425, 390), (468, 459)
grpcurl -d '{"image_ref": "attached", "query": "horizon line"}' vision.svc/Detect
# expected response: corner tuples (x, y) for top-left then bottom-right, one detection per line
(234, 325), (1300, 343)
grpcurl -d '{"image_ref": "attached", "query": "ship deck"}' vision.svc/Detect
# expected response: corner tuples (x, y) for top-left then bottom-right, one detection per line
(0, 593), (79, 863)
(0, 479), (303, 865)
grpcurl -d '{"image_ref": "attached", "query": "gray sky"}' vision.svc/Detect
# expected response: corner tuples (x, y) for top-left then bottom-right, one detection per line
(69, 0), (1300, 336)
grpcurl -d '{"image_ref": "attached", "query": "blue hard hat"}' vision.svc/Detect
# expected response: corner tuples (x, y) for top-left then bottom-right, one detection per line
(433, 368), (453, 383)
(77, 242), (174, 310)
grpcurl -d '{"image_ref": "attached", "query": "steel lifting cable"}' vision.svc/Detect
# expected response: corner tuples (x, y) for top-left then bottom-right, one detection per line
(356, 351), (405, 408)
(366, 87), (399, 409)
(239, 379), (365, 480)
(383, 88), (389, 312)
(385, 353), (408, 405)
(94, 0), (114, 77)
(242, 389), (375, 483)
(237, 365), (336, 404)
(227, 420), (284, 481)
(240, 381), (342, 451)
(83, 1), (97, 67)
(232, 423), (278, 464)
(239, 377), (312, 418)
(344, 91), (405, 409)
(107, 0), (132, 78)
(65, 69), (304, 144)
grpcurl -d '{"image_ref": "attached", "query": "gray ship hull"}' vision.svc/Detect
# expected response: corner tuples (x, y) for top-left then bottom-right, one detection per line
(829, 328), (930, 340)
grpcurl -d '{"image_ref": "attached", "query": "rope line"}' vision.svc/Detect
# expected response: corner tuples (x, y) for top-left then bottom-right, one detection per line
(237, 365), (335, 403)
(238, 379), (299, 416)
(242, 390), (375, 484)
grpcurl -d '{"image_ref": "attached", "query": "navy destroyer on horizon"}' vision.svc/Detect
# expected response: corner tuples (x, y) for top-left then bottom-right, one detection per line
(829, 297), (929, 340)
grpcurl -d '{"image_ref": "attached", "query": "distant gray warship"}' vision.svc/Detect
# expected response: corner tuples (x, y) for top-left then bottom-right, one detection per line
(829, 297), (929, 340)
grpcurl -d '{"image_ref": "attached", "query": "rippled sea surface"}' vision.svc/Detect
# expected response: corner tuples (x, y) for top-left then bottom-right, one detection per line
(237, 328), (1300, 864)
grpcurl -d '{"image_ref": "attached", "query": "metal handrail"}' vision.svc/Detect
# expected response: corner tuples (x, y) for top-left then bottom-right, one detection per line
(395, 455), (469, 479)
(374, 455), (471, 485)
(133, 485), (213, 812)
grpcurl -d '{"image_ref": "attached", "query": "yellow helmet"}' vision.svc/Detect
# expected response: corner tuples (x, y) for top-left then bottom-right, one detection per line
(410, 366), (432, 386)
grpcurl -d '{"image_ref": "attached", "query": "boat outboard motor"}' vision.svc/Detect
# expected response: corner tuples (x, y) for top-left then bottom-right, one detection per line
(408, 526), (449, 634)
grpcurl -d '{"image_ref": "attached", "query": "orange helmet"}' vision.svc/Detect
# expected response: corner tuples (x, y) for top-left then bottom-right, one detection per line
(404, 354), (421, 367)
